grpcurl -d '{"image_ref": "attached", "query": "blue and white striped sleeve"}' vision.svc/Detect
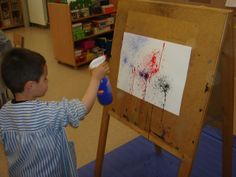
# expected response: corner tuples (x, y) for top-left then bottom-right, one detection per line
(49, 98), (87, 127)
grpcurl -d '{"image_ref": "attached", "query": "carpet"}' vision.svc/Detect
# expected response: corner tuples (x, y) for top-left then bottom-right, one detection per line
(78, 125), (236, 177)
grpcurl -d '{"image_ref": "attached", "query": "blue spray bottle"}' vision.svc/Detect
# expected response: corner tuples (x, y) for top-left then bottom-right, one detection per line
(89, 55), (113, 105)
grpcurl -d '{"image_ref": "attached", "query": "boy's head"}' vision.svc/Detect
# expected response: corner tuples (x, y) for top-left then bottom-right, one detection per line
(1, 48), (48, 98)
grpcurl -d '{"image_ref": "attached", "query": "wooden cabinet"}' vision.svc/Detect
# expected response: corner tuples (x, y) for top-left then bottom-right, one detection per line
(48, 2), (115, 67)
(0, 0), (23, 29)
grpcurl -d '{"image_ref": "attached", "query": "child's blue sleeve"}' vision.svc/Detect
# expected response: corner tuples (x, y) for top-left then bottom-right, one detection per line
(62, 98), (88, 127)
(47, 98), (88, 127)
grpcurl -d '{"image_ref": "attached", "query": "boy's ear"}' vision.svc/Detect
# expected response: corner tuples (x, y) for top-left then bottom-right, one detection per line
(24, 81), (34, 92)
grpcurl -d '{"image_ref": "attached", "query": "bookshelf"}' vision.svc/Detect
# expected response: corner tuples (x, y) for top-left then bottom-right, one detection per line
(48, 2), (115, 67)
(0, 0), (23, 29)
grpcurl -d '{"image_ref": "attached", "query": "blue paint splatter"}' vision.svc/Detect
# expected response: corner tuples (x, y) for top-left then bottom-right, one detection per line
(126, 34), (148, 53)
(139, 70), (149, 81)
(129, 63), (134, 68)
(123, 56), (128, 64)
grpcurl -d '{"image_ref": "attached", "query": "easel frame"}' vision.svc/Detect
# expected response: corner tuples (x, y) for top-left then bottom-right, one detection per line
(94, 1), (234, 177)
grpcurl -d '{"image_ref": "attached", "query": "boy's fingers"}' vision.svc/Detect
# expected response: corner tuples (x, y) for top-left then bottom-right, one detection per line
(105, 67), (110, 73)
(102, 61), (109, 67)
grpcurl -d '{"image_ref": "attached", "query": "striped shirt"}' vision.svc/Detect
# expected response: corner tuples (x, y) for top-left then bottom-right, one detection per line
(0, 98), (87, 177)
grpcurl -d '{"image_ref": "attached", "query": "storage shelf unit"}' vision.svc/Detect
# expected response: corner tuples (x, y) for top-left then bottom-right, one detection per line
(71, 11), (116, 23)
(0, 0), (23, 29)
(48, 2), (115, 67)
(74, 29), (114, 42)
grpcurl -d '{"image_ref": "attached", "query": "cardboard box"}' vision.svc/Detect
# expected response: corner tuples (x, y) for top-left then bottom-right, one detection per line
(93, 17), (114, 28)
(79, 40), (95, 50)
(101, 4), (115, 13)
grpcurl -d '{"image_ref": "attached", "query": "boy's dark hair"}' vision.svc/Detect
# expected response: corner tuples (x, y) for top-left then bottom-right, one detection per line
(1, 48), (46, 94)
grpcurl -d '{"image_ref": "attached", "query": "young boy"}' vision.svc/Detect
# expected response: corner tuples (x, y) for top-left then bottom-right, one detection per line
(0, 30), (13, 106)
(0, 48), (109, 177)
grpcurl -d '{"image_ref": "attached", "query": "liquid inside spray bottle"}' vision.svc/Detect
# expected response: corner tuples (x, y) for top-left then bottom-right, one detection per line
(89, 55), (113, 105)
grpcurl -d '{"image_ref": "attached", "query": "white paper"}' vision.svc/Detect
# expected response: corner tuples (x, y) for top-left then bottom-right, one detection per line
(117, 32), (192, 116)
(225, 0), (236, 7)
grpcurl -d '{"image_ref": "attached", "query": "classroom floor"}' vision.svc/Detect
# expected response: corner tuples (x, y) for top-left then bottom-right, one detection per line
(2, 26), (138, 169)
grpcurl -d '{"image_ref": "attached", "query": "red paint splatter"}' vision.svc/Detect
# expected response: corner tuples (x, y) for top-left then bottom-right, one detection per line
(128, 42), (166, 99)
(129, 67), (137, 93)
(140, 43), (165, 99)
(146, 43), (165, 81)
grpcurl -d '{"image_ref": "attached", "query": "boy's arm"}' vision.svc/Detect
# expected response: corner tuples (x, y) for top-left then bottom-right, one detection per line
(82, 77), (100, 112)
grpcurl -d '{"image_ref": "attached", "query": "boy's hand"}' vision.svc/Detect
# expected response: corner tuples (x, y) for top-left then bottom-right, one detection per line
(90, 61), (110, 81)
(82, 62), (110, 112)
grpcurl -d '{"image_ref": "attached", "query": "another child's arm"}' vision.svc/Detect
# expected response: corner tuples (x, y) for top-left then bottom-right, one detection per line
(82, 62), (110, 112)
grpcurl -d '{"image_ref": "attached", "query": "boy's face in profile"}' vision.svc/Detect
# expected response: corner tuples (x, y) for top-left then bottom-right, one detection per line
(31, 64), (48, 98)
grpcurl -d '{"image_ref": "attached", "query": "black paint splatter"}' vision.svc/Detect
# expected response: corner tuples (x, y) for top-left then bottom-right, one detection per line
(154, 75), (171, 139)
(156, 76), (170, 108)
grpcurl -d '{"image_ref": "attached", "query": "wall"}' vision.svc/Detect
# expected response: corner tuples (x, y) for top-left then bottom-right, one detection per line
(21, 0), (30, 27)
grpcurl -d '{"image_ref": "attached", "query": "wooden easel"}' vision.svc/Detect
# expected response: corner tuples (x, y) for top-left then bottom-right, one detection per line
(94, 1), (234, 177)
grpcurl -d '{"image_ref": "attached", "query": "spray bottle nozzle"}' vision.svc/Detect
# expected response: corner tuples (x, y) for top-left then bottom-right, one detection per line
(89, 55), (106, 69)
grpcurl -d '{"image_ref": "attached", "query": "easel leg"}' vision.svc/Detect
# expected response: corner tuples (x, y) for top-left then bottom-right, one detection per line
(222, 115), (233, 177)
(177, 157), (193, 177)
(94, 107), (110, 177)
(221, 20), (234, 177)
